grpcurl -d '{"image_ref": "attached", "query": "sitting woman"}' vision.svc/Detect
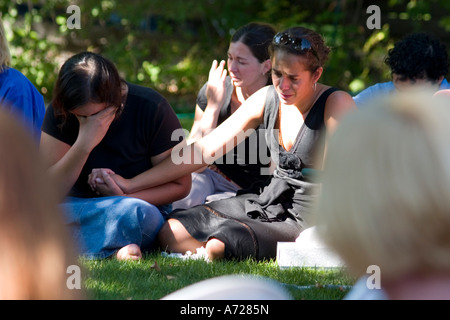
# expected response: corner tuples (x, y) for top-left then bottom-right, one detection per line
(172, 22), (276, 209)
(103, 26), (356, 261)
(39, 52), (191, 260)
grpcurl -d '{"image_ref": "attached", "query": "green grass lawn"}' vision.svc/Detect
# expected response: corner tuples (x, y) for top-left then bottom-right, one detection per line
(81, 251), (355, 300)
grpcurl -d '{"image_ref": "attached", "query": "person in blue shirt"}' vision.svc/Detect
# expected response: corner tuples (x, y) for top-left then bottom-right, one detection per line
(353, 32), (450, 107)
(0, 17), (45, 142)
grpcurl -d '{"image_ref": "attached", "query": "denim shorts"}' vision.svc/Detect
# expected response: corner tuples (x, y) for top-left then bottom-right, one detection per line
(61, 196), (167, 259)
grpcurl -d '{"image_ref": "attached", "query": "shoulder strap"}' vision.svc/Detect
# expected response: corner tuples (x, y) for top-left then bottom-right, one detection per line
(305, 87), (339, 129)
(263, 85), (278, 129)
(314, 87), (339, 108)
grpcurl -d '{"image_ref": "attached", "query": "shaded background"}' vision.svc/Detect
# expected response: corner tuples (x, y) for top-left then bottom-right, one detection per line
(2, 0), (450, 117)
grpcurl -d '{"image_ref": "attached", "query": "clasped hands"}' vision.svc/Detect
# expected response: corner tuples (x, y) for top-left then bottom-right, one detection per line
(75, 107), (129, 197)
(88, 168), (129, 197)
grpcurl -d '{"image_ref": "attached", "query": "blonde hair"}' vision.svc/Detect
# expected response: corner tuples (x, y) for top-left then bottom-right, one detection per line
(0, 110), (82, 299)
(315, 91), (450, 282)
(0, 16), (11, 72)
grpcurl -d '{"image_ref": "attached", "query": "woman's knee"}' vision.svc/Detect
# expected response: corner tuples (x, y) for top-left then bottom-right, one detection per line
(140, 204), (165, 229)
(158, 219), (186, 245)
(158, 218), (205, 253)
(158, 220), (174, 246)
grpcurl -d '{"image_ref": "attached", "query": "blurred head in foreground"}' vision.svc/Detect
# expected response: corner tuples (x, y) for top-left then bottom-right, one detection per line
(315, 90), (450, 299)
(0, 110), (81, 299)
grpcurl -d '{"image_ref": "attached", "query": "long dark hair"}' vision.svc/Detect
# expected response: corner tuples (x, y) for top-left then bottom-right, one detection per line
(51, 52), (124, 125)
(231, 22), (276, 85)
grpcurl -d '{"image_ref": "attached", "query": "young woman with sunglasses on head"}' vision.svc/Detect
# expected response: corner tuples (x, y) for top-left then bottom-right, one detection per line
(103, 26), (356, 261)
(172, 22), (276, 210)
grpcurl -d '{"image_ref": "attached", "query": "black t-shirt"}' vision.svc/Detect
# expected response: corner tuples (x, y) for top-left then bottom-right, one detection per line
(42, 83), (184, 198)
(196, 78), (271, 189)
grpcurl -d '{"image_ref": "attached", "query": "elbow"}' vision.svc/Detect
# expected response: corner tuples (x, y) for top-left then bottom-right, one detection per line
(173, 174), (192, 200)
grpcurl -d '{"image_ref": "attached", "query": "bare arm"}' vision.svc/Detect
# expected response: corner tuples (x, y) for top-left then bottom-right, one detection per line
(186, 105), (205, 144)
(39, 106), (116, 199)
(324, 90), (357, 135)
(113, 86), (270, 194)
(322, 90), (357, 167)
(92, 148), (192, 206)
(40, 133), (88, 199)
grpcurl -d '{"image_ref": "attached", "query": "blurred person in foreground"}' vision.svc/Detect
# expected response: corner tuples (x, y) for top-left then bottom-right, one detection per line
(315, 90), (450, 300)
(0, 16), (45, 142)
(0, 109), (81, 299)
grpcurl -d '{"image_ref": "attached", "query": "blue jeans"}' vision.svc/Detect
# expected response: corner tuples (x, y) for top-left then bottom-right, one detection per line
(61, 196), (166, 259)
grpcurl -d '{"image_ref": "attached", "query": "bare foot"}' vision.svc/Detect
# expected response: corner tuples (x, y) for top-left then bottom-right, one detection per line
(116, 244), (142, 261)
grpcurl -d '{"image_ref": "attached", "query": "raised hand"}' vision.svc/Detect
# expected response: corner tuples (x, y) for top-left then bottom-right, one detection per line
(205, 60), (228, 108)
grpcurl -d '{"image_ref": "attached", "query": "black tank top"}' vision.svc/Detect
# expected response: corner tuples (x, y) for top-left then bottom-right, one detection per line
(263, 85), (339, 177)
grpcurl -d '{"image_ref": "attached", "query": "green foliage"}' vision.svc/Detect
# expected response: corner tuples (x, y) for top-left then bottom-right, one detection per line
(1, 0), (63, 100)
(2, 0), (450, 109)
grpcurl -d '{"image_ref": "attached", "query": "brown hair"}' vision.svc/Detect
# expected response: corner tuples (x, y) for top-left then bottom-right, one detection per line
(270, 26), (330, 72)
(231, 22), (276, 85)
(52, 52), (124, 126)
(231, 22), (276, 64)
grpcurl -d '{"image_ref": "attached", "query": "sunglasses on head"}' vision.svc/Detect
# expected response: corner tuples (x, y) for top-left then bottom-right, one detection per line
(273, 32), (319, 61)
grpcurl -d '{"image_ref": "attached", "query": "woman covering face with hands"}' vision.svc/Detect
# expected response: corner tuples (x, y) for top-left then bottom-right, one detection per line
(40, 52), (191, 260)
